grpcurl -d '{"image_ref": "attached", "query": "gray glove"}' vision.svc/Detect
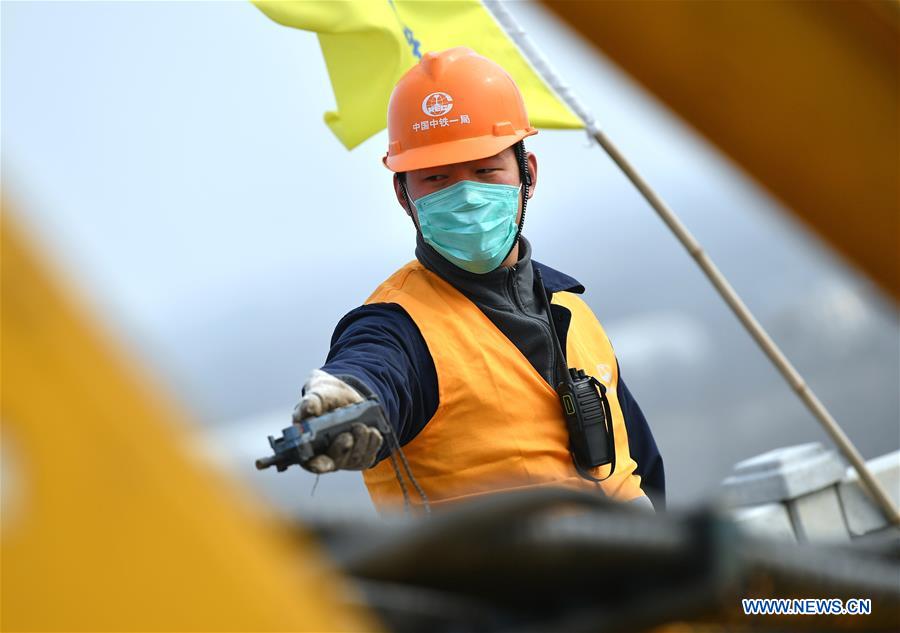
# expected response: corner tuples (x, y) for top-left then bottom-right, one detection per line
(293, 369), (383, 474)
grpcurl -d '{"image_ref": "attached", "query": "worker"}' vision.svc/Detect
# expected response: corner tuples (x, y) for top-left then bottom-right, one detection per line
(294, 47), (665, 512)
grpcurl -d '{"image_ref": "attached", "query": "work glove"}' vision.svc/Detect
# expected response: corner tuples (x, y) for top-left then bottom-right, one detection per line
(293, 369), (383, 474)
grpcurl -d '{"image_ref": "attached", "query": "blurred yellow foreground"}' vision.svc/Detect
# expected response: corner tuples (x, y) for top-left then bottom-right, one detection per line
(1, 205), (378, 631)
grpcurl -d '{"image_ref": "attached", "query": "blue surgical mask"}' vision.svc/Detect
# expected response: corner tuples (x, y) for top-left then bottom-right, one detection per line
(413, 180), (521, 274)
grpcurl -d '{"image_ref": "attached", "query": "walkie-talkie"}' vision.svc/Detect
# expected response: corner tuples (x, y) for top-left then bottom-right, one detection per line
(534, 268), (616, 482)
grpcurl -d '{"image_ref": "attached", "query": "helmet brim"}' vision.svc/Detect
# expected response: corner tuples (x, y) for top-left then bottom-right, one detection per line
(383, 128), (537, 172)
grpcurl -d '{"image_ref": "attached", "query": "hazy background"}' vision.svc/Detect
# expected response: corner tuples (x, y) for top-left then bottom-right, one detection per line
(3, 0), (897, 517)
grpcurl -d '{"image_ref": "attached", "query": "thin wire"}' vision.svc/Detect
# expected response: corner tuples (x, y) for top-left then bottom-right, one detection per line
(482, 0), (900, 526)
(387, 452), (412, 516)
(385, 423), (431, 515)
(396, 439), (431, 514)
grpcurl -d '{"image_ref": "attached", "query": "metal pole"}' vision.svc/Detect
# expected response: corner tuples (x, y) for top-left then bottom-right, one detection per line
(483, 0), (900, 525)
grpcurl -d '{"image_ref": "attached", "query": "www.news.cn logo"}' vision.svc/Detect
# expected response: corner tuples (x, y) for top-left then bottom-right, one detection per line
(742, 598), (872, 615)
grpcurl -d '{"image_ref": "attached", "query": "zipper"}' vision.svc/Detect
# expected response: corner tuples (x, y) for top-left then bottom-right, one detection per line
(507, 265), (559, 387)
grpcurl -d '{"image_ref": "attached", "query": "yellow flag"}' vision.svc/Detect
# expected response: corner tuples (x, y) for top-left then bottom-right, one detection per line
(254, 0), (583, 149)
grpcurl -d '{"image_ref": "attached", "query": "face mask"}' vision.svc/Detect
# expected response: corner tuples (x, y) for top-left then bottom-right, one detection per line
(412, 180), (521, 274)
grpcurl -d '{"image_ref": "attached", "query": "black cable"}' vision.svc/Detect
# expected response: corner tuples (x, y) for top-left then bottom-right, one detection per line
(513, 139), (531, 240)
(385, 421), (431, 515)
(397, 440), (431, 515)
(387, 452), (412, 515)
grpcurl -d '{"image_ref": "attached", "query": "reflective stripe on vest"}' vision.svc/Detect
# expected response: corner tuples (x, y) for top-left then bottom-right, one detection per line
(362, 261), (645, 510)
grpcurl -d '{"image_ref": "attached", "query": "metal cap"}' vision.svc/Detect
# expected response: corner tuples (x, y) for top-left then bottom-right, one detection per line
(721, 442), (846, 507)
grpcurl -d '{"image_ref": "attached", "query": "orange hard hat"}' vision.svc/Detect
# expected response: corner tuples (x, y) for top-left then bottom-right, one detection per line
(383, 47), (538, 172)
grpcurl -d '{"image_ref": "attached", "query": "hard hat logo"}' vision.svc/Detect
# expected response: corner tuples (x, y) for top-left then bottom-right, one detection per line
(422, 92), (453, 117)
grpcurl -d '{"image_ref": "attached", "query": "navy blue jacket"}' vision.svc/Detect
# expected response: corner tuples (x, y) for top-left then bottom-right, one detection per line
(321, 261), (666, 510)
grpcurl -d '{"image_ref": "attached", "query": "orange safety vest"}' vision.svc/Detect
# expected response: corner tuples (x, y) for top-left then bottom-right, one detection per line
(362, 261), (646, 511)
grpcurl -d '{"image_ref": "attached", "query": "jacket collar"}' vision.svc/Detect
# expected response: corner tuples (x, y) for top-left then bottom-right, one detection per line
(532, 259), (585, 295)
(415, 233), (585, 299)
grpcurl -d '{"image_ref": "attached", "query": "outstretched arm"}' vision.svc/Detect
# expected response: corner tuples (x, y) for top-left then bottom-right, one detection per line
(319, 302), (439, 463)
